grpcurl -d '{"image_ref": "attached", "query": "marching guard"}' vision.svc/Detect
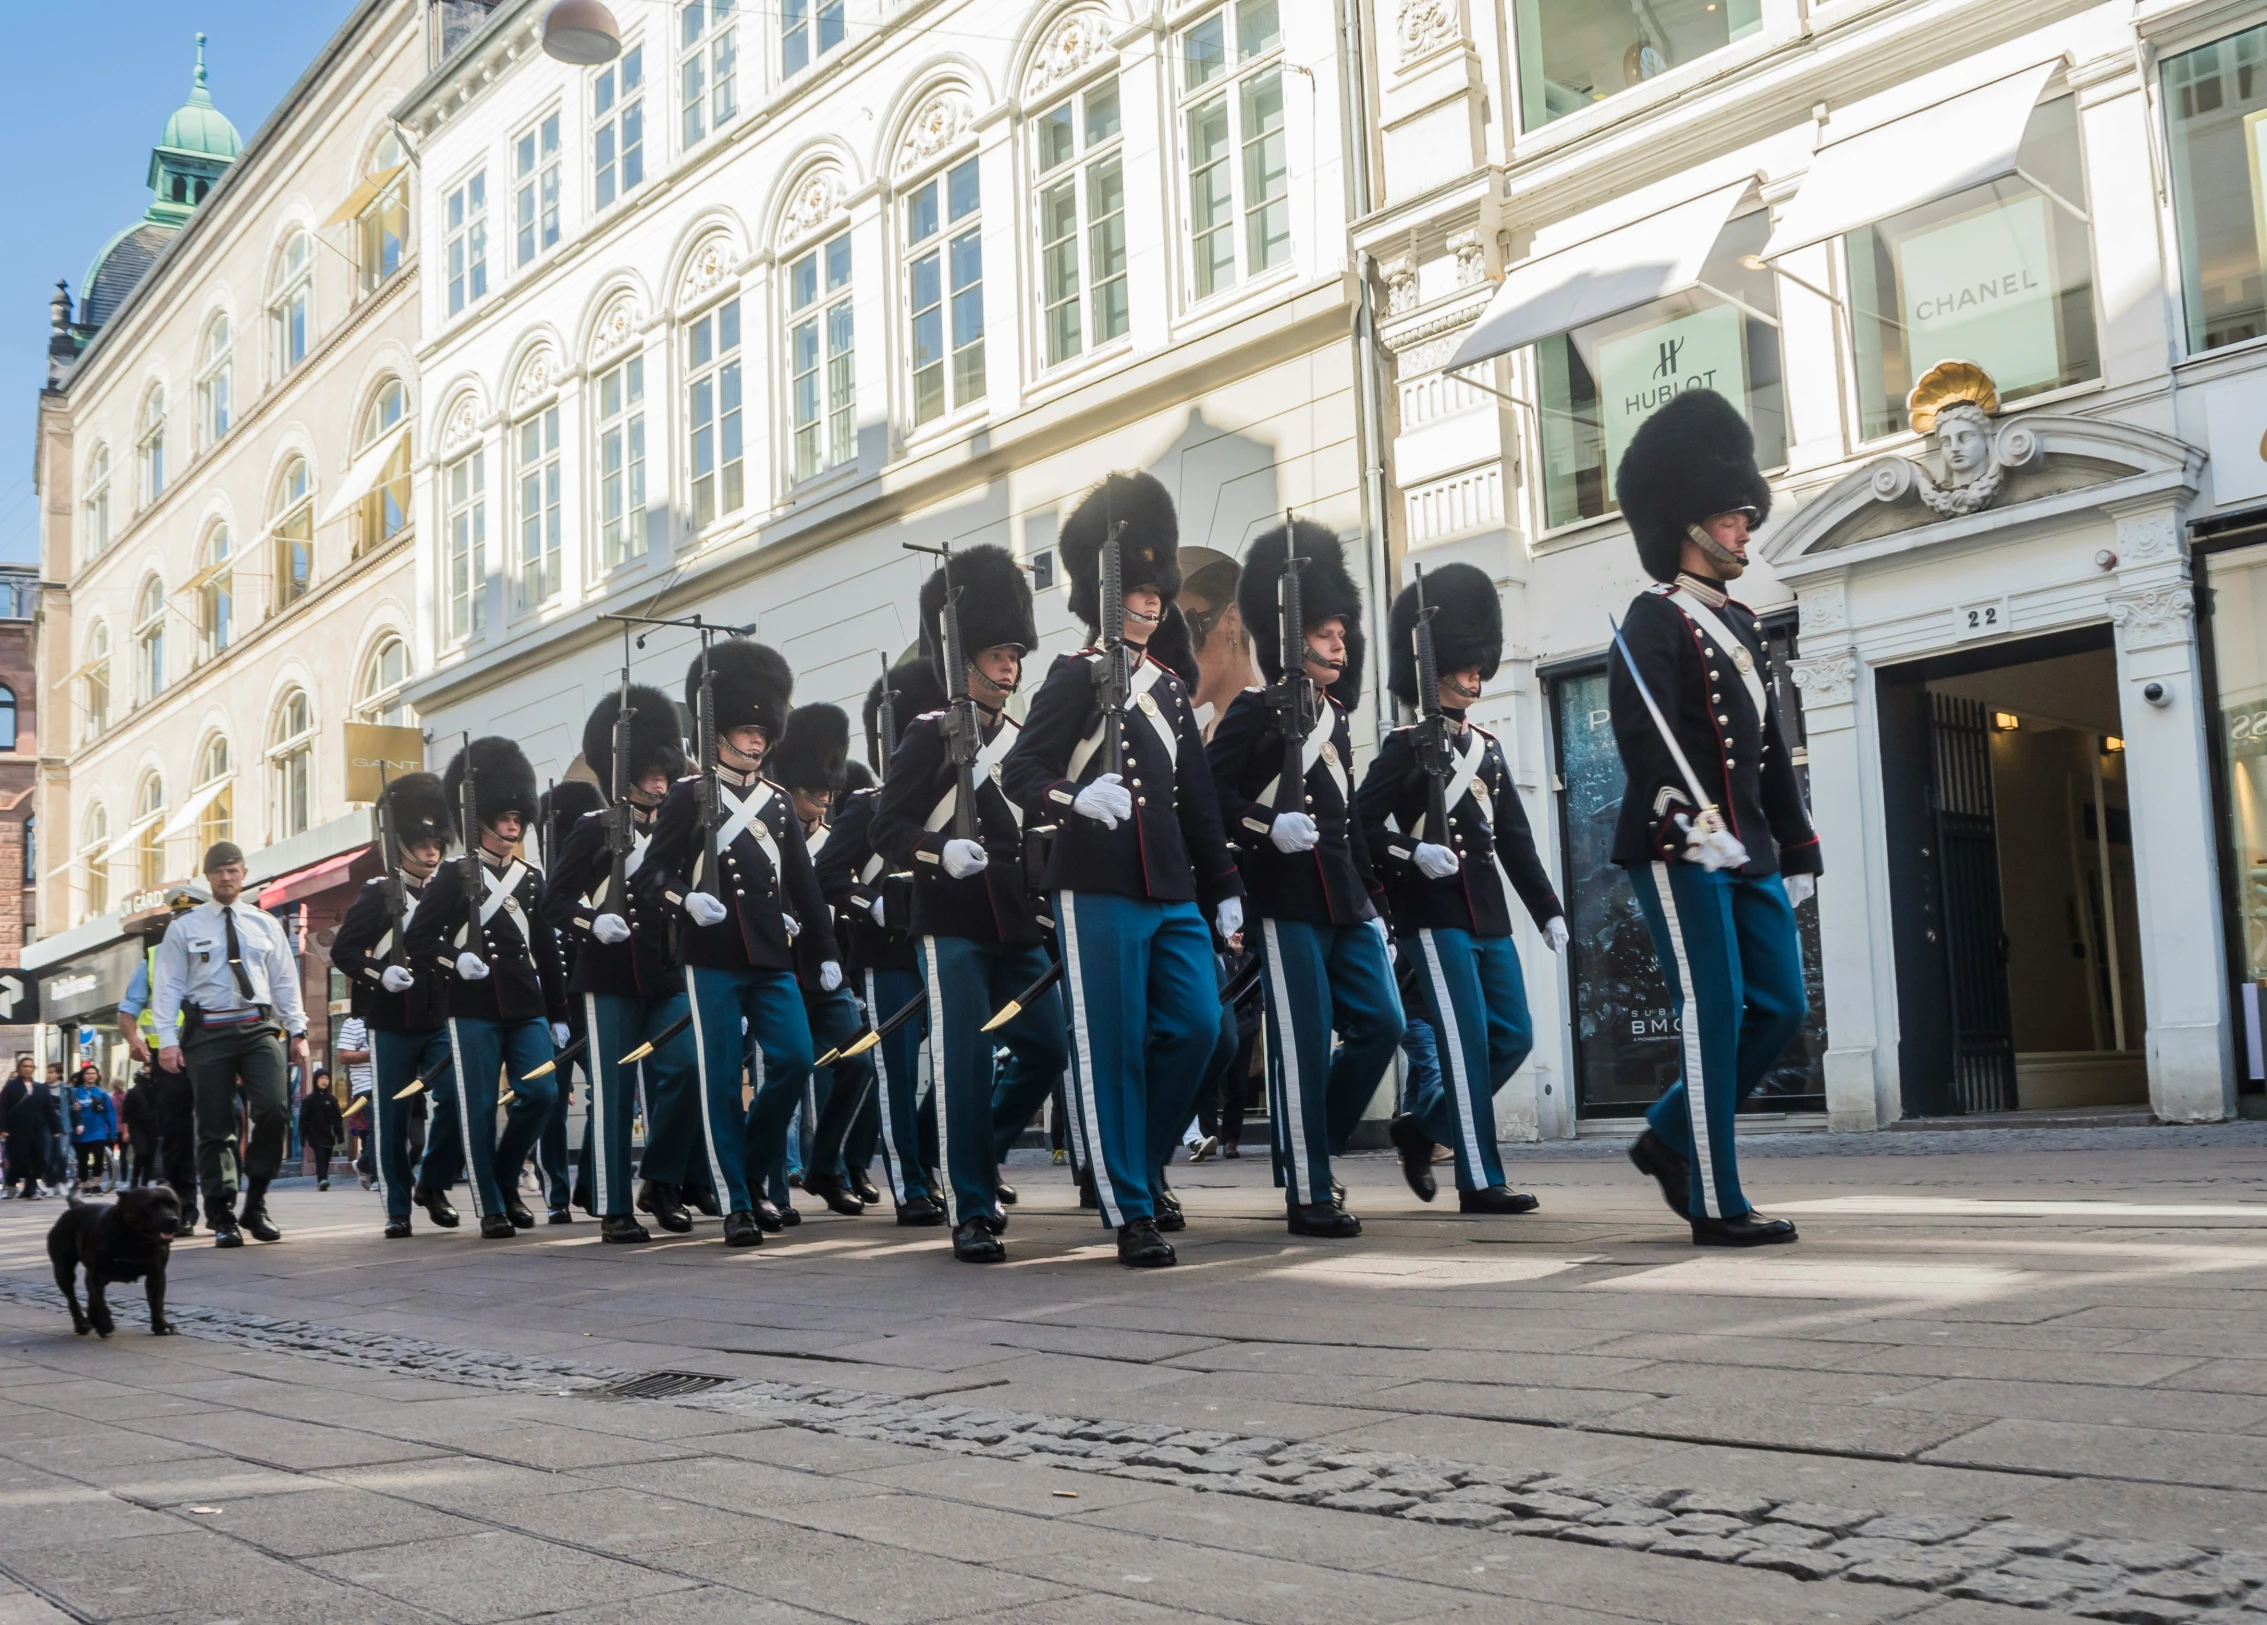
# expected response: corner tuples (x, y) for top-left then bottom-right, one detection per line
(331, 772), (460, 1237)
(1357, 564), (1567, 1213)
(1001, 472), (1245, 1269)
(541, 685), (694, 1242)
(531, 780), (605, 1222)
(872, 544), (1067, 1264)
(403, 738), (572, 1239)
(1609, 390), (1818, 1247)
(1207, 520), (1400, 1238)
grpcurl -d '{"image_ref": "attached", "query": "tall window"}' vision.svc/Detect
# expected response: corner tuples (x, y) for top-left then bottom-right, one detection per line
(137, 388), (166, 508)
(0, 686), (17, 752)
(135, 775), (165, 893)
(1036, 78), (1128, 367)
(271, 458), (313, 611)
(907, 157), (985, 427)
(686, 299), (743, 526)
(80, 625), (109, 743)
(1515, 0), (1764, 131)
(447, 446), (487, 639)
(269, 689), (314, 841)
(358, 381), (411, 556)
(196, 316), (233, 448)
(596, 353), (647, 567)
(594, 43), (646, 209)
(1180, 2), (1288, 301)
(2165, 23), (2267, 355)
(195, 735), (232, 852)
(516, 404), (562, 608)
(446, 170), (489, 317)
(360, 133), (410, 295)
(82, 446), (111, 562)
(680, 1), (738, 147)
(133, 576), (165, 707)
(357, 637), (414, 728)
(195, 524), (232, 661)
(782, 0), (843, 77)
(79, 806), (108, 921)
(789, 234), (854, 480)
(269, 233), (311, 380)
(514, 111), (562, 269)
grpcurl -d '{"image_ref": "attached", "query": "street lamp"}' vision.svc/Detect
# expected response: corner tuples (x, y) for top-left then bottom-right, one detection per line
(542, 0), (621, 64)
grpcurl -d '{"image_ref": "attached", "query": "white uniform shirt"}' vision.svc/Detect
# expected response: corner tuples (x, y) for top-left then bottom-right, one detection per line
(150, 900), (308, 1047)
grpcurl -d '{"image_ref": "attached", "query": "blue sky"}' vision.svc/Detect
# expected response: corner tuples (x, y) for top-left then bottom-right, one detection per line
(0, 3), (359, 567)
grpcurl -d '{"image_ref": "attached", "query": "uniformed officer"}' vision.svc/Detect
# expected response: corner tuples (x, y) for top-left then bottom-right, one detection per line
(403, 738), (571, 1240)
(1001, 471), (1245, 1269)
(1609, 389), (1818, 1247)
(639, 638), (842, 1249)
(541, 688), (693, 1244)
(116, 890), (203, 1232)
(151, 843), (310, 1246)
(525, 781), (601, 1222)
(1207, 521), (1400, 1238)
(1357, 564), (1567, 1214)
(872, 544), (1066, 1264)
(331, 772), (462, 1238)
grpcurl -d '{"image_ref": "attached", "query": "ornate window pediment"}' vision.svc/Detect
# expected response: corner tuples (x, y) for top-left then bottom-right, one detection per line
(510, 346), (560, 413)
(591, 293), (640, 358)
(678, 231), (738, 308)
(893, 89), (975, 183)
(1025, 8), (1113, 103)
(778, 165), (848, 251)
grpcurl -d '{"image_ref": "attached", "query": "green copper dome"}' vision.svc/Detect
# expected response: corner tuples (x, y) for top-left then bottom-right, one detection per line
(161, 34), (242, 160)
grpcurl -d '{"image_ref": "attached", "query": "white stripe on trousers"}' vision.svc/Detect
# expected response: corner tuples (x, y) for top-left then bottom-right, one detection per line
(682, 968), (736, 1208)
(584, 993), (607, 1216)
(1651, 862), (1723, 1220)
(1056, 891), (1123, 1227)
(1416, 930), (1490, 1181)
(1260, 920), (1315, 1206)
(919, 938), (957, 1226)
(867, 969), (909, 1203)
(444, 1018), (485, 1219)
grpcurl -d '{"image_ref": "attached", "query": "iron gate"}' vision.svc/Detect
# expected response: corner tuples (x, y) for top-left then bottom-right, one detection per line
(1928, 693), (2017, 1113)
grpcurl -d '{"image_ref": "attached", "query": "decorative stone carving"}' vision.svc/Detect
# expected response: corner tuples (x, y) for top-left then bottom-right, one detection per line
(1394, 333), (1464, 378)
(2108, 583), (2196, 652)
(780, 167), (847, 247)
(441, 394), (481, 452)
(511, 349), (558, 412)
(1396, 0), (1458, 63)
(1789, 653), (1859, 706)
(678, 235), (735, 305)
(1798, 583), (1849, 636)
(1448, 229), (1487, 287)
(1026, 9), (1108, 101)
(1382, 257), (1419, 316)
(894, 90), (975, 180)
(1874, 361), (2032, 518)
(592, 296), (639, 358)
(2117, 508), (2181, 562)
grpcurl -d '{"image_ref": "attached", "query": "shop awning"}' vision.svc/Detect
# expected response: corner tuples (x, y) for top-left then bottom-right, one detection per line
(156, 776), (231, 842)
(1761, 61), (2064, 260)
(1446, 180), (1757, 373)
(317, 423), (409, 529)
(97, 809), (164, 865)
(325, 163), (408, 228)
(258, 849), (361, 910)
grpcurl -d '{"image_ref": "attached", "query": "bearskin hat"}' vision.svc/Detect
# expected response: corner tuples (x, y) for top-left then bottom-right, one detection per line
(1146, 601), (1202, 690)
(380, 771), (455, 852)
(1388, 563), (1501, 707)
(443, 737), (542, 830)
(772, 703), (850, 797)
(922, 544), (1038, 689)
(581, 684), (688, 799)
(864, 657), (946, 769)
(842, 759), (876, 795)
(1614, 389), (1774, 583)
(1239, 520), (1366, 704)
(538, 780), (605, 868)
(692, 638), (792, 739)
(1062, 470), (1181, 636)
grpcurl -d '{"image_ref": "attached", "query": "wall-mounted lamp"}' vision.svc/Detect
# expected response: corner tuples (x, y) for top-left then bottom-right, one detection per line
(1992, 711), (2021, 732)
(2104, 736), (2126, 753)
(542, 0), (620, 64)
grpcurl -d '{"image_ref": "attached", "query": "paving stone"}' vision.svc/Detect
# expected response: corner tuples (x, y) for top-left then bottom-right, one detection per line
(1671, 1489), (1774, 1519)
(1736, 1546), (1852, 1580)
(1558, 1524), (1664, 1551)
(1649, 1535), (1752, 1563)
(1858, 1512), (1981, 1544)
(2202, 1553), (2267, 1584)
(2068, 1539), (2213, 1573)
(1830, 1537), (1933, 1564)
(1766, 1502), (1874, 1533)
(2072, 1595), (2206, 1624)
(1744, 1522), (1837, 1551)
(1399, 1502), (1505, 1527)
(2004, 1556), (2126, 1591)
(1503, 1491), (1600, 1520)
(1955, 1524), (2080, 1558)
(1951, 1570), (2084, 1608)
(1846, 1555), (1977, 1590)
(1664, 1513), (1753, 1538)
(1579, 1503), (1672, 1527)
(1319, 1489), (1418, 1514)
(2130, 1573), (2249, 1606)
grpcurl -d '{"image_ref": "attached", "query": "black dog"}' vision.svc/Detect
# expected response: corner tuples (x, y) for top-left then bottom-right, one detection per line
(49, 1187), (179, 1338)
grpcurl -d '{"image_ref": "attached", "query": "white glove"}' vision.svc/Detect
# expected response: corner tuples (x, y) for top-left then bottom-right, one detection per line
(1784, 873), (1816, 908)
(1269, 812), (1319, 854)
(454, 952), (491, 981)
(942, 838), (989, 879)
(1214, 897), (1244, 940)
(685, 892), (729, 927)
(782, 911), (801, 939)
(1367, 916), (1391, 955)
(380, 966), (416, 993)
(1543, 916), (1570, 954)
(820, 961), (844, 993)
(591, 912), (632, 945)
(1676, 814), (1750, 873)
(867, 894), (888, 926)
(1413, 842), (1461, 880)
(551, 1022), (573, 1050)
(1073, 773), (1133, 829)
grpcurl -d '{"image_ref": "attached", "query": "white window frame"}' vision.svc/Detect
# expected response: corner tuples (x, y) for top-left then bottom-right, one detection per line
(359, 134), (409, 296)
(358, 380), (412, 559)
(595, 351), (648, 569)
(82, 446), (111, 564)
(593, 42), (646, 210)
(515, 402), (563, 609)
(357, 637), (414, 728)
(197, 523), (232, 663)
(445, 169), (489, 317)
(195, 735), (232, 852)
(686, 298), (744, 528)
(782, 0), (844, 78)
(514, 109), (563, 270)
(271, 457), (314, 613)
(133, 575), (165, 707)
(268, 689), (315, 842)
(446, 445), (488, 641)
(137, 389), (166, 509)
(1176, 1), (1289, 305)
(679, 1), (739, 150)
(80, 625), (109, 744)
(135, 773), (166, 893)
(79, 806), (108, 921)
(1033, 75), (1129, 370)
(196, 316), (233, 450)
(904, 154), (986, 430)
(787, 233), (854, 481)
(269, 233), (311, 381)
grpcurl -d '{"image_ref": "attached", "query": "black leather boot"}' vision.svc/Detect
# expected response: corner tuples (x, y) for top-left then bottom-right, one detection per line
(414, 1185), (460, 1228)
(1389, 1114), (1437, 1202)
(1629, 1129), (1692, 1219)
(1288, 1201), (1362, 1238)
(723, 1210), (764, 1247)
(1116, 1218), (1176, 1268)
(479, 1213), (516, 1239)
(952, 1217), (1006, 1263)
(1458, 1185), (1540, 1215)
(896, 1193), (946, 1227)
(1692, 1212), (1799, 1247)
(239, 1183), (281, 1242)
(804, 1170), (865, 1215)
(601, 1214), (651, 1243)
(637, 1180), (691, 1233)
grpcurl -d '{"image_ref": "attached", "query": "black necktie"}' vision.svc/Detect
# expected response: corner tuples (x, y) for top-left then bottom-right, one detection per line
(220, 907), (258, 1001)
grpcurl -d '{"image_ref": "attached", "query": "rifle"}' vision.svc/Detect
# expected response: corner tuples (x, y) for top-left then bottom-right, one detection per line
(375, 763), (407, 974)
(875, 653), (898, 784)
(1093, 510), (1129, 777)
(456, 732), (488, 970)
(687, 628), (722, 953)
(1411, 564), (1453, 847)
(1270, 511), (1314, 816)
(905, 542), (980, 843)
(604, 630), (637, 916)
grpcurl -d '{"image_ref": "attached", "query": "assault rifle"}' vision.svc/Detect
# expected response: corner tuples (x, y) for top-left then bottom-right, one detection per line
(1271, 511), (1315, 816)
(375, 763), (407, 975)
(456, 732), (487, 971)
(874, 653), (898, 783)
(905, 541), (979, 843)
(1093, 508), (1129, 776)
(1411, 564), (1453, 846)
(604, 630), (638, 915)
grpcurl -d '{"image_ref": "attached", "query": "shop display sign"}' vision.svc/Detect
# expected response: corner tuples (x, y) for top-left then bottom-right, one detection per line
(1898, 193), (2059, 394)
(1598, 304), (1747, 486)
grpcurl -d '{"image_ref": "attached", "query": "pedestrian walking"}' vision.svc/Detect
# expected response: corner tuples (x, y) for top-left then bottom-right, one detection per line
(70, 1065), (119, 1188)
(300, 1071), (344, 1189)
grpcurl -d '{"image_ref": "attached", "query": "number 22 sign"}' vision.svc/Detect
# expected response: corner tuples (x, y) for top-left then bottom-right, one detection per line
(1955, 597), (2010, 641)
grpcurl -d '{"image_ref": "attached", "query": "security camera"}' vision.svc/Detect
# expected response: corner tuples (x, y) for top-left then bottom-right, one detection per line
(2143, 681), (2171, 708)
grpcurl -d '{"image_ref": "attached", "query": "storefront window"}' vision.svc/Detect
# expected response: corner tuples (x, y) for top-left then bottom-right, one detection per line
(1846, 96), (2097, 441)
(1535, 210), (1783, 531)
(1514, 0), (1762, 130)
(2164, 24), (2267, 355)
(2208, 538), (2267, 1074)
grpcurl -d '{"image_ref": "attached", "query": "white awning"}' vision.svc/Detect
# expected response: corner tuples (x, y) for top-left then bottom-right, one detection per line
(317, 424), (409, 528)
(325, 163), (409, 228)
(157, 776), (232, 842)
(1761, 61), (2062, 260)
(97, 809), (164, 865)
(1445, 181), (1756, 373)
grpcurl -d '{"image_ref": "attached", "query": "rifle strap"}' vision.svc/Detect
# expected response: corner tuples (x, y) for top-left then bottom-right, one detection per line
(1442, 728), (1485, 817)
(1668, 587), (1768, 720)
(708, 782), (778, 876)
(1068, 658), (1174, 781)
(455, 860), (531, 950)
(925, 719), (1021, 835)
(584, 829), (651, 911)
(1255, 712), (1345, 809)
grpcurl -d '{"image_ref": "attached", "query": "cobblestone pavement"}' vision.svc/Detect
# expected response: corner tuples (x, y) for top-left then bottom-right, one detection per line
(2, 1123), (2267, 1623)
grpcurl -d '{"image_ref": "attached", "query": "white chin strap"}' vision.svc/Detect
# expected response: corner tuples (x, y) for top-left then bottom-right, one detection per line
(1686, 523), (1746, 576)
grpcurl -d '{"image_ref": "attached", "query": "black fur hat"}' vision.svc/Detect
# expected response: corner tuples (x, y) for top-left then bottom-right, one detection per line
(581, 684), (688, 798)
(1239, 520), (1366, 704)
(1614, 389), (1774, 583)
(842, 759), (876, 795)
(772, 704), (850, 796)
(922, 543), (1037, 680)
(1146, 601), (1202, 690)
(1062, 470), (1180, 636)
(381, 771), (456, 852)
(443, 737), (542, 830)
(692, 638), (792, 738)
(1388, 563), (1501, 707)
(539, 780), (605, 867)
(864, 657), (946, 769)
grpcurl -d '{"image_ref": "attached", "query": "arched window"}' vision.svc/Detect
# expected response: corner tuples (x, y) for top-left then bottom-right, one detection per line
(135, 773), (166, 893)
(195, 734), (233, 852)
(356, 635), (414, 727)
(787, 237), (853, 481)
(269, 687), (315, 840)
(133, 576), (165, 706)
(1034, 73), (1128, 367)
(270, 233), (311, 379)
(595, 346), (646, 569)
(0, 685), (19, 752)
(80, 623), (109, 743)
(359, 133), (409, 296)
(196, 525), (232, 661)
(196, 316), (233, 448)
(272, 458), (313, 610)
(82, 445), (112, 563)
(687, 296), (744, 520)
(514, 395), (561, 608)
(356, 381), (410, 558)
(79, 804), (109, 920)
(137, 388), (166, 508)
